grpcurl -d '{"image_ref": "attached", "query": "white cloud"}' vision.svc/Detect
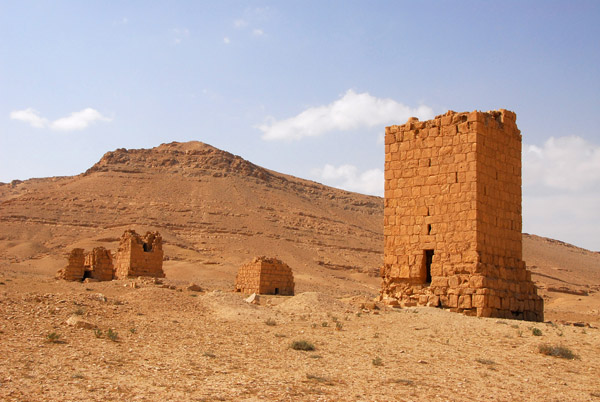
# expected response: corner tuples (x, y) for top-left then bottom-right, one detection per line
(523, 136), (600, 251)
(252, 28), (264, 36)
(234, 19), (247, 28)
(223, 37), (231, 44)
(258, 90), (434, 141)
(10, 108), (112, 131)
(311, 164), (383, 196)
(10, 108), (48, 128)
(172, 28), (190, 45)
(523, 136), (600, 193)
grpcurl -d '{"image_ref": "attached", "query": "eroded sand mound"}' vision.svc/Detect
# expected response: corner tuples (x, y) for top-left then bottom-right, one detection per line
(275, 291), (356, 315)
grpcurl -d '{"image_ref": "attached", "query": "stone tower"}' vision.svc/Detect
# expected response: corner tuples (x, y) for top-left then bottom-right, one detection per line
(114, 230), (165, 279)
(380, 109), (543, 321)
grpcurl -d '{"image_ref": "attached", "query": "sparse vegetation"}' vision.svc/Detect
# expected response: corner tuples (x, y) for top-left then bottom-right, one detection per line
(532, 327), (542, 336)
(129, 328), (136, 334)
(321, 322), (329, 327)
(475, 358), (496, 365)
(291, 340), (315, 351)
(538, 344), (578, 360)
(203, 352), (216, 358)
(335, 322), (343, 331)
(94, 329), (103, 338)
(306, 373), (333, 385)
(265, 318), (277, 326)
(73, 307), (85, 315)
(107, 328), (118, 342)
(46, 332), (61, 343)
(372, 357), (383, 366)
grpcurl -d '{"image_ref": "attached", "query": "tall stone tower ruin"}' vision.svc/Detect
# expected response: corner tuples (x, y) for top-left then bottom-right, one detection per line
(380, 109), (543, 321)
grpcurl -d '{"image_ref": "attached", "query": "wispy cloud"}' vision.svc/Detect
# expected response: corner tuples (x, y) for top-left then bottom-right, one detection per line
(258, 90), (434, 141)
(10, 108), (112, 131)
(9, 108), (48, 128)
(523, 136), (600, 250)
(311, 164), (384, 196)
(172, 28), (190, 45)
(223, 37), (231, 45)
(234, 19), (247, 28)
(523, 136), (600, 193)
(252, 28), (264, 36)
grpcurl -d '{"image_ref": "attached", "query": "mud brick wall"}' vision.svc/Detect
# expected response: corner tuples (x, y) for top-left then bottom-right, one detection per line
(84, 247), (114, 281)
(114, 230), (165, 279)
(381, 109), (543, 321)
(57, 248), (85, 281)
(235, 256), (295, 295)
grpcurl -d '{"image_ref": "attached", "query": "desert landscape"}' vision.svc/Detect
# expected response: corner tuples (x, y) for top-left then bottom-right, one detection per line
(1, 141), (599, 401)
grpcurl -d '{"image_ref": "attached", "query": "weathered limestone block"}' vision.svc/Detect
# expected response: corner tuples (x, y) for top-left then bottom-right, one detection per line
(381, 110), (543, 321)
(235, 256), (294, 296)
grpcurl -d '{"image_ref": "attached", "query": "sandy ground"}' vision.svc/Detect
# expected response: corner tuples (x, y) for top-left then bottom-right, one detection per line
(1, 271), (598, 402)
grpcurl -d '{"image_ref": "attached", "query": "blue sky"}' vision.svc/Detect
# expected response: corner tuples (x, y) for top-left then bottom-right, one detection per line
(1, 1), (599, 250)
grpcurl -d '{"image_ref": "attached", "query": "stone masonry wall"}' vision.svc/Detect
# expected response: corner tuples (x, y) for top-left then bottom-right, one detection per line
(381, 109), (543, 321)
(57, 248), (85, 281)
(114, 230), (164, 279)
(235, 256), (295, 296)
(84, 247), (114, 281)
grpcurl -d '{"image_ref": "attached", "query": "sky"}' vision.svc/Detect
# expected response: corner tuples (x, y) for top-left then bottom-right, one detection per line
(1, 1), (599, 251)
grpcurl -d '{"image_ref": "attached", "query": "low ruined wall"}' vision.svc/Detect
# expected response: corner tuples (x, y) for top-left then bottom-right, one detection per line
(84, 247), (114, 281)
(57, 248), (85, 281)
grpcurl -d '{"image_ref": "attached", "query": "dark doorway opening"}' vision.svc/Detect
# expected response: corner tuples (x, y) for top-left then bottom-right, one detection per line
(274, 288), (279, 295)
(82, 270), (93, 281)
(424, 249), (434, 283)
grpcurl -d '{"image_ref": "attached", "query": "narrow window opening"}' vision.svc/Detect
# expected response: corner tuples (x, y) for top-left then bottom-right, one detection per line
(455, 172), (458, 183)
(82, 270), (92, 281)
(424, 250), (434, 284)
(427, 224), (432, 235)
(274, 287), (279, 295)
(426, 207), (430, 216)
(143, 243), (152, 252)
(428, 158), (431, 167)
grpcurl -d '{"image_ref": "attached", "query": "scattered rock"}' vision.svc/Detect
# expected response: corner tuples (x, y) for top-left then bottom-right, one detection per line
(89, 293), (107, 302)
(187, 283), (202, 292)
(66, 315), (96, 329)
(245, 293), (260, 304)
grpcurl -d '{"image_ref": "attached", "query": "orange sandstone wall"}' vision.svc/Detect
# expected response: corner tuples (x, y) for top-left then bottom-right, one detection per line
(84, 247), (114, 281)
(381, 110), (543, 321)
(114, 230), (164, 279)
(235, 257), (295, 295)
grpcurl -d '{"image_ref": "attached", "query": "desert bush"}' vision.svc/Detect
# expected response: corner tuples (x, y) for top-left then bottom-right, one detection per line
(94, 329), (103, 338)
(372, 357), (383, 366)
(335, 322), (343, 331)
(475, 358), (496, 365)
(107, 328), (118, 342)
(538, 344), (578, 359)
(321, 322), (329, 327)
(291, 340), (315, 351)
(265, 318), (277, 326)
(73, 308), (85, 315)
(46, 332), (61, 343)
(532, 327), (542, 336)
(203, 352), (216, 358)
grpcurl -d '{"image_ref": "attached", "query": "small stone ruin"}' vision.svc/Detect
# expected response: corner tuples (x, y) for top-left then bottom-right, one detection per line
(56, 230), (164, 281)
(114, 230), (164, 279)
(235, 256), (295, 295)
